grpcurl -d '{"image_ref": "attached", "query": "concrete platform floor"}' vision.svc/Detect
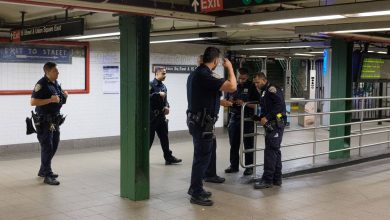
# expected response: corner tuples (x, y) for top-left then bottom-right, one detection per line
(1, 129), (390, 219)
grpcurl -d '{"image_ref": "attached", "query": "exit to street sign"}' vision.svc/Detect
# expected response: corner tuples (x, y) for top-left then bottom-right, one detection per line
(200, 0), (223, 13)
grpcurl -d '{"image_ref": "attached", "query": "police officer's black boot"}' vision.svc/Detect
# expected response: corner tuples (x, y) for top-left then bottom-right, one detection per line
(204, 176), (225, 183)
(224, 166), (239, 173)
(273, 180), (282, 186)
(243, 168), (253, 176)
(254, 180), (272, 189)
(165, 156), (182, 165)
(38, 172), (59, 178)
(44, 176), (60, 185)
(187, 188), (212, 198)
(190, 195), (213, 206)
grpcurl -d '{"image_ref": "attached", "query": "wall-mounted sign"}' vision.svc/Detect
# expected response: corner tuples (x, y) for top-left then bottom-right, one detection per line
(200, 0), (223, 12)
(190, 0), (224, 13)
(11, 19), (84, 42)
(0, 44), (72, 64)
(152, 64), (197, 74)
(103, 66), (120, 94)
(309, 70), (316, 99)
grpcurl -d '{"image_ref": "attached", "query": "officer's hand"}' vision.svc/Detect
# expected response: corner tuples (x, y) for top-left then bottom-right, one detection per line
(50, 95), (60, 103)
(220, 100), (233, 107)
(235, 100), (244, 106)
(222, 58), (233, 70)
(163, 107), (170, 115)
(260, 117), (268, 126)
(159, 92), (166, 98)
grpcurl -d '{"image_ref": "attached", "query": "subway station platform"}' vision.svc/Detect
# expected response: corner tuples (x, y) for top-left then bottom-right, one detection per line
(2, 0), (390, 219)
(1, 128), (390, 220)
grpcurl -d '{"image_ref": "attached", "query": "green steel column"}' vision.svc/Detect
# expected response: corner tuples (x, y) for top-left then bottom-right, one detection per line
(329, 39), (353, 159)
(119, 15), (150, 200)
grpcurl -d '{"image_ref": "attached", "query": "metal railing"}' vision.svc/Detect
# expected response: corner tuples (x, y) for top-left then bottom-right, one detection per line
(239, 96), (390, 179)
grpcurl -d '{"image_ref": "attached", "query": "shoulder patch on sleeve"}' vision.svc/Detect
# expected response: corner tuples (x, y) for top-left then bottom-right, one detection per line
(34, 84), (41, 92)
(268, 86), (277, 94)
(212, 72), (222, 79)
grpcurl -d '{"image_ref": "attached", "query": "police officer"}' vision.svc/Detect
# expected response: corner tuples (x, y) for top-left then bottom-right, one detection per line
(150, 67), (182, 165)
(252, 72), (286, 189)
(223, 68), (259, 176)
(31, 62), (67, 185)
(197, 55), (226, 184)
(187, 47), (237, 206)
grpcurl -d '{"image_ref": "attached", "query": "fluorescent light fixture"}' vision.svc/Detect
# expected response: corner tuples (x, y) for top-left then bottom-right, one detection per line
(308, 51), (324, 54)
(230, 41), (328, 51)
(296, 21), (390, 34)
(218, 1), (390, 27)
(352, 10), (390, 17)
(330, 27), (390, 33)
(248, 55), (267, 58)
(65, 31), (218, 43)
(66, 32), (120, 40)
(244, 46), (311, 51)
(368, 51), (388, 54)
(243, 15), (345, 25)
(294, 53), (315, 57)
(150, 32), (218, 44)
(150, 37), (217, 44)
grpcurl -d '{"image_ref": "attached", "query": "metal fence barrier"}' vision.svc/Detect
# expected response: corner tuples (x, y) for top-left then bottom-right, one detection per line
(239, 96), (390, 179)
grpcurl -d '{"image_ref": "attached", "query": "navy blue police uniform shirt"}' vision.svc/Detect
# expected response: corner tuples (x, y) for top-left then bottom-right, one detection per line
(260, 82), (286, 121)
(227, 81), (259, 117)
(187, 65), (225, 117)
(150, 78), (169, 112)
(31, 76), (64, 115)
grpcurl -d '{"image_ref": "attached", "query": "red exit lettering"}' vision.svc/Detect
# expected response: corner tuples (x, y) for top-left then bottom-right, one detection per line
(200, 0), (224, 13)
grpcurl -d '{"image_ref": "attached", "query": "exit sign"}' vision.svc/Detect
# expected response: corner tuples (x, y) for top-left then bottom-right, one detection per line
(200, 0), (223, 13)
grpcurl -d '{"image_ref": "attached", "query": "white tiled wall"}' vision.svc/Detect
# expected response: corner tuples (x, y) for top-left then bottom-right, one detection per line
(0, 41), (225, 146)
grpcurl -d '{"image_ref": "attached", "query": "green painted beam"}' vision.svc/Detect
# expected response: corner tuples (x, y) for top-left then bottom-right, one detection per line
(119, 15), (150, 201)
(329, 39), (353, 159)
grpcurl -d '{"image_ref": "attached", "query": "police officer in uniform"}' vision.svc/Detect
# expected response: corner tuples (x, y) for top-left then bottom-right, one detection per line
(187, 47), (237, 206)
(223, 68), (259, 176)
(197, 55), (226, 184)
(252, 72), (286, 189)
(150, 67), (182, 165)
(31, 62), (67, 185)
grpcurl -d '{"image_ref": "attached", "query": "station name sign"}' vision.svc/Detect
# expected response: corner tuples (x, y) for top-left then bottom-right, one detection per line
(11, 19), (84, 42)
(152, 64), (197, 74)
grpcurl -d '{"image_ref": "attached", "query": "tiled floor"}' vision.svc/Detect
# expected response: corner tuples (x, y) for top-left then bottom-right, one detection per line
(2, 127), (390, 219)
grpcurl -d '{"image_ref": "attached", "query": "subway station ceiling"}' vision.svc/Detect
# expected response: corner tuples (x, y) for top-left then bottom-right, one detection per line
(0, 0), (390, 57)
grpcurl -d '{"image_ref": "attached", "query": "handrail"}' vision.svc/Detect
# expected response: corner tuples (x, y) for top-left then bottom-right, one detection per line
(238, 96), (390, 176)
(285, 95), (390, 103)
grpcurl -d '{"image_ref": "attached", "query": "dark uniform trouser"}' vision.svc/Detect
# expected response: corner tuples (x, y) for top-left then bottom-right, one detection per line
(190, 126), (213, 197)
(37, 123), (60, 176)
(150, 116), (172, 161)
(205, 138), (217, 177)
(228, 119), (254, 170)
(262, 128), (284, 183)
